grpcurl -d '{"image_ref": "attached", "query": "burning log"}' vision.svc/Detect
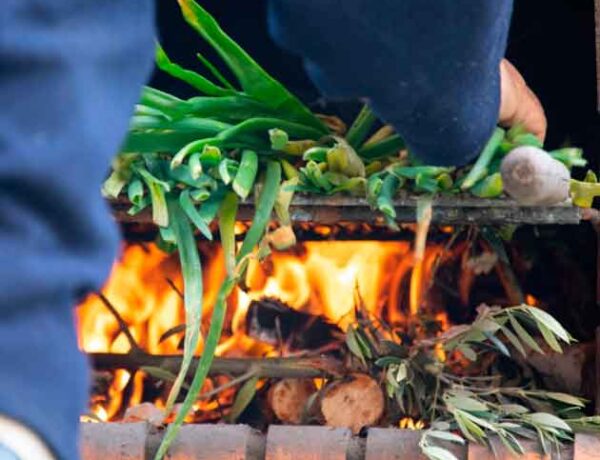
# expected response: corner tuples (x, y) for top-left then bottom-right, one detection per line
(320, 373), (385, 434)
(267, 379), (317, 424)
(88, 351), (344, 379)
(500, 146), (571, 205)
(246, 297), (342, 351)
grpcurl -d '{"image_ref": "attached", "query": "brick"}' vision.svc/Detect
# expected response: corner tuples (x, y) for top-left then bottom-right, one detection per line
(365, 428), (467, 460)
(162, 424), (264, 460)
(574, 433), (600, 460)
(265, 425), (351, 460)
(468, 438), (573, 460)
(80, 422), (148, 460)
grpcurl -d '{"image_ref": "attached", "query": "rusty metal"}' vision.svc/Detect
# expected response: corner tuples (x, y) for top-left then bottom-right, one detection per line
(110, 195), (582, 226)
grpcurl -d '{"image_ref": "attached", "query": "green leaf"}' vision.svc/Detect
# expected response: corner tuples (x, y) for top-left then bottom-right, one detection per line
(508, 313), (544, 354)
(453, 410), (485, 443)
(155, 275), (237, 460)
(545, 393), (586, 408)
(426, 430), (466, 444)
(219, 192), (239, 276)
(500, 325), (526, 357)
(127, 178), (145, 206)
(195, 51), (235, 90)
(457, 345), (477, 361)
(227, 375), (259, 422)
(422, 446), (460, 460)
(162, 197), (204, 415)
(346, 327), (366, 364)
(155, 43), (235, 97)
(498, 431), (525, 456)
(446, 396), (488, 413)
(354, 328), (373, 359)
(236, 161), (281, 264)
(499, 404), (530, 414)
(176, 0), (326, 132)
(461, 128), (505, 190)
(549, 147), (587, 169)
(358, 134), (406, 160)
(102, 170), (129, 198)
(218, 158), (239, 185)
(232, 150), (258, 200)
(346, 105), (378, 149)
(528, 413), (572, 432)
(525, 306), (572, 343)
(197, 186), (226, 224)
(179, 190), (213, 240)
(375, 356), (404, 367)
(470, 173), (503, 198)
(537, 322), (563, 353)
(136, 167), (170, 227)
(483, 331), (511, 357)
(269, 128), (289, 150)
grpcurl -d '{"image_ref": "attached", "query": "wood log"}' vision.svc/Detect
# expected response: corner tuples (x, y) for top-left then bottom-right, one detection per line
(500, 146), (570, 205)
(267, 379), (317, 424)
(320, 373), (385, 434)
(88, 352), (345, 379)
(519, 341), (595, 400)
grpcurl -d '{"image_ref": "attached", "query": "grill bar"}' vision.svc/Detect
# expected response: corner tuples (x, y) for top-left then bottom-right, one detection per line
(111, 195), (582, 226)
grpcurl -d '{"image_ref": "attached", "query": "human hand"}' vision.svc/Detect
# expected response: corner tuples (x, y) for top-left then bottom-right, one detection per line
(499, 59), (547, 142)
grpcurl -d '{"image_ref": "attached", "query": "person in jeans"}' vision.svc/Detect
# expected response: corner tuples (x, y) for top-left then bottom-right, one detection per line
(0, 1), (542, 458)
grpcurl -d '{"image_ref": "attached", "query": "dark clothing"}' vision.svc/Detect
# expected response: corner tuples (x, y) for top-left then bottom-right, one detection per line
(268, 0), (513, 165)
(0, 1), (510, 458)
(0, 1), (155, 458)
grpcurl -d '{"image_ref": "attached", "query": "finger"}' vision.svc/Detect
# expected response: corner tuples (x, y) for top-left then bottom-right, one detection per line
(498, 59), (547, 142)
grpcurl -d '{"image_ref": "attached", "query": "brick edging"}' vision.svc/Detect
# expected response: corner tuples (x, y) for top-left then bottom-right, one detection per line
(80, 423), (600, 460)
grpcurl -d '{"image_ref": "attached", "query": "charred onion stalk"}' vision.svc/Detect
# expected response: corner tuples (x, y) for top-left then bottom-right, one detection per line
(101, 0), (595, 458)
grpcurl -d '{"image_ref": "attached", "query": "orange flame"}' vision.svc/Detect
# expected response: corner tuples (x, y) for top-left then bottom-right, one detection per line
(77, 238), (447, 421)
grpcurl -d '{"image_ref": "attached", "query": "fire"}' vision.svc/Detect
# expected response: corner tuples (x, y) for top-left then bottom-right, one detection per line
(399, 417), (426, 430)
(77, 237), (448, 421)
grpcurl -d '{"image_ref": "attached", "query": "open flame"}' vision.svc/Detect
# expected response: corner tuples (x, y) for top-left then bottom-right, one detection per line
(77, 238), (448, 421)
